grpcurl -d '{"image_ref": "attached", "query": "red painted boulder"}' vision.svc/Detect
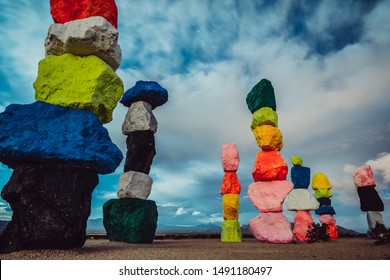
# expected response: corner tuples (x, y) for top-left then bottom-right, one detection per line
(247, 180), (293, 212)
(249, 212), (293, 243)
(293, 210), (314, 242)
(220, 172), (241, 195)
(252, 150), (288, 181)
(50, 0), (118, 28)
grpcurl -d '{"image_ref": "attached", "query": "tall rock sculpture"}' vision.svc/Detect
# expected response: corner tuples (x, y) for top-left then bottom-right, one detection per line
(103, 81), (168, 243)
(312, 173), (338, 240)
(286, 156), (319, 241)
(353, 165), (386, 234)
(0, 0), (123, 253)
(246, 79), (294, 243)
(220, 144), (242, 242)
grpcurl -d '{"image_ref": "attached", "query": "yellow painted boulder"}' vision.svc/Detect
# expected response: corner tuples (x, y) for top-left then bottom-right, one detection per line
(312, 173), (332, 190)
(223, 194), (239, 220)
(252, 125), (283, 151)
(34, 53), (123, 123)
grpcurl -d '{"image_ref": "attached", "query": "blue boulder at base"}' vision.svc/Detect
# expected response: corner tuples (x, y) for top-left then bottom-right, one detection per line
(291, 166), (311, 189)
(0, 101), (123, 174)
(315, 205), (336, 215)
(120, 80), (168, 109)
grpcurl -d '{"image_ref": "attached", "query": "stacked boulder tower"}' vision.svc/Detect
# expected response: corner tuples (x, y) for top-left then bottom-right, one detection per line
(220, 144), (242, 242)
(286, 156), (319, 241)
(0, 0), (123, 253)
(103, 81), (168, 243)
(312, 173), (338, 240)
(353, 165), (386, 234)
(246, 79), (294, 244)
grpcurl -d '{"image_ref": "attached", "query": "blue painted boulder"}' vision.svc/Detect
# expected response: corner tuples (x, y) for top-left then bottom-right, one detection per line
(291, 166), (311, 189)
(0, 101), (123, 174)
(120, 80), (168, 109)
(315, 205), (336, 215)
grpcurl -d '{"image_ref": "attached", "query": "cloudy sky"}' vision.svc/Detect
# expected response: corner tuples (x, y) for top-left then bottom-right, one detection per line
(0, 0), (389, 233)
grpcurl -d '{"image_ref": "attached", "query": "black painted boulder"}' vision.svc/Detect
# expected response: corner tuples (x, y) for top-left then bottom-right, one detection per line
(0, 164), (98, 253)
(103, 198), (158, 243)
(357, 187), (384, 212)
(124, 131), (156, 174)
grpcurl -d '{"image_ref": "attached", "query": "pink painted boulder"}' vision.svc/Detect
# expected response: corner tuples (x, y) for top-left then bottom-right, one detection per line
(353, 165), (376, 187)
(293, 210), (314, 242)
(249, 212), (293, 243)
(248, 180), (293, 212)
(319, 214), (336, 225)
(252, 150), (288, 181)
(221, 143), (240, 172)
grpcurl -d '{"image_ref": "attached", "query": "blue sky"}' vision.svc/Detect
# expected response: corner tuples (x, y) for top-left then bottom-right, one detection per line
(0, 0), (389, 233)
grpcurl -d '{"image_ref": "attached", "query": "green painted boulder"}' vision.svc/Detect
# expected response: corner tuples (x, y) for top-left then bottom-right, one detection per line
(251, 107), (278, 130)
(221, 220), (242, 242)
(246, 79), (276, 113)
(34, 53), (123, 123)
(103, 198), (158, 243)
(291, 156), (303, 166)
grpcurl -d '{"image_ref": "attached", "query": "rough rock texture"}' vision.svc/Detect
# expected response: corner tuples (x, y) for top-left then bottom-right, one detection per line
(251, 107), (278, 129)
(34, 53), (124, 124)
(220, 172), (241, 195)
(252, 125), (283, 151)
(252, 151), (288, 181)
(315, 205), (336, 215)
(293, 210), (314, 242)
(0, 102), (123, 174)
(103, 198), (158, 243)
(314, 189), (333, 199)
(366, 211), (385, 229)
(357, 187), (384, 212)
(353, 165), (376, 188)
(0, 164), (98, 253)
(319, 214), (336, 225)
(287, 189), (319, 211)
(221, 220), (242, 242)
(122, 101), (157, 134)
(249, 213), (293, 244)
(117, 171), (153, 200)
(248, 180), (293, 212)
(291, 156), (303, 166)
(120, 81), (168, 109)
(291, 166), (311, 189)
(124, 131), (156, 174)
(312, 173), (332, 190)
(221, 143), (240, 172)
(246, 79), (276, 113)
(50, 0), (118, 28)
(45, 16), (121, 70)
(317, 198), (332, 206)
(223, 194), (239, 220)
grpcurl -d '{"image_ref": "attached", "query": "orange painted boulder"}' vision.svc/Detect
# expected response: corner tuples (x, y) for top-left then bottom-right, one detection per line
(252, 125), (283, 151)
(220, 172), (241, 195)
(326, 224), (338, 240)
(252, 151), (288, 181)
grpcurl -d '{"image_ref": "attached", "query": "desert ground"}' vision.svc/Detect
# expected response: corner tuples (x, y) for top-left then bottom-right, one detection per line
(1, 237), (389, 260)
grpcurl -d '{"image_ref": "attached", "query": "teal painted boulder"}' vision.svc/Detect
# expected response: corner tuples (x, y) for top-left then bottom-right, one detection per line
(246, 79), (276, 113)
(103, 198), (158, 243)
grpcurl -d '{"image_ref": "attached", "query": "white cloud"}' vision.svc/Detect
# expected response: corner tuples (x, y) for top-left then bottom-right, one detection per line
(192, 211), (203, 216)
(94, 190), (117, 200)
(175, 207), (188, 216)
(365, 152), (390, 183)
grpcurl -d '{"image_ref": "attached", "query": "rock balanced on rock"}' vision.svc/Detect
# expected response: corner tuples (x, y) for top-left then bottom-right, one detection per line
(103, 80), (168, 243)
(246, 79), (294, 244)
(353, 165), (386, 234)
(220, 144), (242, 242)
(0, 0), (123, 253)
(286, 156), (319, 241)
(312, 173), (338, 240)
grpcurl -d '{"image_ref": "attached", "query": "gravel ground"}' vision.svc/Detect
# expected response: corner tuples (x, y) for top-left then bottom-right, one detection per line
(1, 237), (389, 260)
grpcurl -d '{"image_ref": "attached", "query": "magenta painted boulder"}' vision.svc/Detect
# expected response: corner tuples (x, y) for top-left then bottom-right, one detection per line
(353, 165), (376, 187)
(249, 212), (293, 243)
(221, 143), (240, 172)
(319, 214), (336, 225)
(293, 210), (314, 242)
(248, 180), (293, 212)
